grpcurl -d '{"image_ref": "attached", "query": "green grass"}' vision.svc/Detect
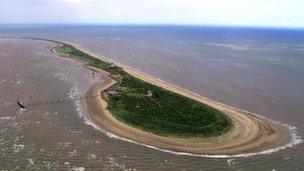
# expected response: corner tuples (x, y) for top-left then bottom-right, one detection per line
(55, 44), (233, 138)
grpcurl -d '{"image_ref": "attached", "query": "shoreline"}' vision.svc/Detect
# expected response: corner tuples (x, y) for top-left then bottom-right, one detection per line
(0, 37), (292, 155)
(59, 42), (288, 155)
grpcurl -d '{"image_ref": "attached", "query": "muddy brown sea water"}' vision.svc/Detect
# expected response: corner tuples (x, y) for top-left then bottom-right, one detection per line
(0, 39), (249, 171)
(0, 39), (141, 170)
(1, 25), (304, 170)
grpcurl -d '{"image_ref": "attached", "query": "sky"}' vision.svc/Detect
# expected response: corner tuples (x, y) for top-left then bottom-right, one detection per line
(0, 0), (303, 28)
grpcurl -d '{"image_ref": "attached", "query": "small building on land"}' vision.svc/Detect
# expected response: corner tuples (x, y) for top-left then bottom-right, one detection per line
(114, 85), (123, 92)
(147, 90), (153, 97)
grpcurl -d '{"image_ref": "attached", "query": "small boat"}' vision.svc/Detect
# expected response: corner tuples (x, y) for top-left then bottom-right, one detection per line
(17, 101), (26, 109)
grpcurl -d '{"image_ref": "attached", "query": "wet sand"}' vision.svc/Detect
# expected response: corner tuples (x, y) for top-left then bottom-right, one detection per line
(55, 42), (287, 155)
(1, 26), (304, 169)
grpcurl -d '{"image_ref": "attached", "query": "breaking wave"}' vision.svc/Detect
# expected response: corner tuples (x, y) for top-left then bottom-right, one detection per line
(56, 70), (303, 158)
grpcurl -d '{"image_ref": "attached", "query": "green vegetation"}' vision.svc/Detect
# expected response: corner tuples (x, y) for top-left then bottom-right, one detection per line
(55, 44), (233, 138)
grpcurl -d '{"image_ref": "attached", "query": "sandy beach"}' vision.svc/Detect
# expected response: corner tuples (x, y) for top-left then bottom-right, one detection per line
(51, 42), (286, 155)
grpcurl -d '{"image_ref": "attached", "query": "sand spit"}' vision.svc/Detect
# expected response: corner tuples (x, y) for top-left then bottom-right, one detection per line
(52, 42), (288, 155)
(3, 37), (292, 155)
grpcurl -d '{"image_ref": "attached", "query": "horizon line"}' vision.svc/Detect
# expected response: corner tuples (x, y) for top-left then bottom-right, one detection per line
(0, 23), (304, 30)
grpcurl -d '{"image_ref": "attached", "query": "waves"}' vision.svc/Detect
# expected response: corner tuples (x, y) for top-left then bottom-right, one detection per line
(79, 93), (303, 158)
(102, 122), (302, 158)
(55, 49), (303, 159)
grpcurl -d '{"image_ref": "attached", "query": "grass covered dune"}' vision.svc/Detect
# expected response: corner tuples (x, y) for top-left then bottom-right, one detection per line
(55, 44), (232, 138)
(53, 42), (286, 155)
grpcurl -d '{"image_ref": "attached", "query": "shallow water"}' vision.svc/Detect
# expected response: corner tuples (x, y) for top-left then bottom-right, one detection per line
(0, 26), (304, 170)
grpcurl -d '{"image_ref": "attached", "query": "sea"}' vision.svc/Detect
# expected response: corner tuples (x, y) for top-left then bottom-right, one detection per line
(0, 24), (304, 170)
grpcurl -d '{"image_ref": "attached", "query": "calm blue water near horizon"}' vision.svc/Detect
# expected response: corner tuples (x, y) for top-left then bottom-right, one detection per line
(1, 25), (304, 170)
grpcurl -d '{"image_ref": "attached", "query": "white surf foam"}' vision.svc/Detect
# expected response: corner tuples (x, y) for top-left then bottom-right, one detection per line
(82, 106), (303, 158)
(54, 64), (303, 158)
(54, 72), (107, 133)
(0, 116), (11, 122)
(104, 123), (302, 158)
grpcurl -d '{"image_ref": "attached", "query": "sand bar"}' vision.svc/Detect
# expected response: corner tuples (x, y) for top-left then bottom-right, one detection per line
(51, 42), (286, 155)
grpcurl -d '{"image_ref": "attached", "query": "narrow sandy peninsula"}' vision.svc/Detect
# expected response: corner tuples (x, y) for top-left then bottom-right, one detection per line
(51, 41), (286, 155)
